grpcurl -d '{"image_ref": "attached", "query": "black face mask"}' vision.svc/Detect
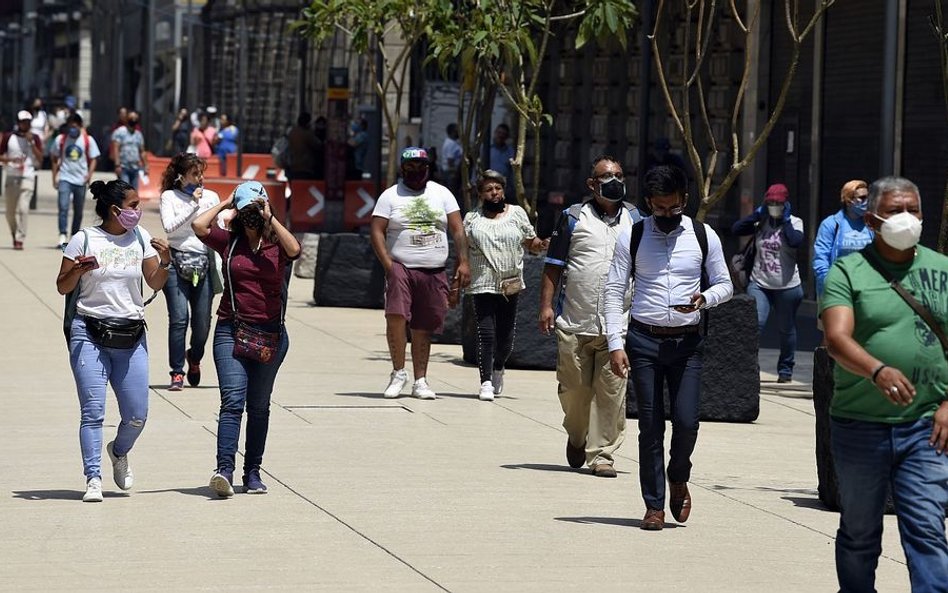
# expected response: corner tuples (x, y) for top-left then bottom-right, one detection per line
(481, 199), (505, 213)
(599, 178), (626, 202)
(653, 213), (682, 234)
(239, 208), (265, 230)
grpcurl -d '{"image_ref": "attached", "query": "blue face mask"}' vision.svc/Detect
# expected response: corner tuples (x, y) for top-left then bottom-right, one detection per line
(182, 183), (200, 196)
(67, 127), (80, 139)
(849, 200), (868, 218)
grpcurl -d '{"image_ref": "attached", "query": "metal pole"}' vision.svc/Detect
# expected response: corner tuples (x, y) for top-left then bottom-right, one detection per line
(186, 0), (193, 110)
(636, 0), (654, 195)
(880, 0), (899, 175)
(146, 0), (155, 148)
(237, 6), (247, 177)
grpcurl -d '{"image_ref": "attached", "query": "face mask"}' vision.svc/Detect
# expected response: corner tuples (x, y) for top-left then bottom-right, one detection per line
(239, 208), (266, 231)
(68, 127), (80, 139)
(402, 168), (429, 191)
(115, 207), (142, 230)
(872, 212), (922, 251)
(653, 213), (682, 234)
(767, 204), (784, 218)
(181, 183), (201, 196)
(848, 200), (868, 218)
(481, 199), (505, 213)
(598, 177), (626, 202)
(127, 120), (138, 128)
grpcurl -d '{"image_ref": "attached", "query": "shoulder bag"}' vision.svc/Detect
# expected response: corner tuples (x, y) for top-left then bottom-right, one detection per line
(226, 236), (284, 364)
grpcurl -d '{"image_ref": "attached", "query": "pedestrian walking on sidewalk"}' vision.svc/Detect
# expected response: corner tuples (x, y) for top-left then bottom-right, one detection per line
(538, 155), (642, 479)
(111, 110), (148, 191)
(159, 153), (222, 391)
(2, 110), (43, 250)
(56, 179), (172, 502)
(456, 170), (547, 401)
(192, 181), (300, 498)
(822, 176), (948, 593)
(606, 165), (733, 530)
(370, 147), (470, 400)
(190, 112), (217, 160)
(52, 113), (100, 249)
(731, 183), (805, 383)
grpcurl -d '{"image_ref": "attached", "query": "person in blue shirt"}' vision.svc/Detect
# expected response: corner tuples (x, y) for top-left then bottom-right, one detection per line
(488, 124), (514, 193)
(812, 179), (874, 298)
(215, 113), (239, 176)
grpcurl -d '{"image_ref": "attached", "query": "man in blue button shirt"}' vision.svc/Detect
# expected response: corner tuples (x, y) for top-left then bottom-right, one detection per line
(604, 165), (733, 530)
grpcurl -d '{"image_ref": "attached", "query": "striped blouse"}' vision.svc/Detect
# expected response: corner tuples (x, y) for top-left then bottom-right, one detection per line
(463, 205), (536, 295)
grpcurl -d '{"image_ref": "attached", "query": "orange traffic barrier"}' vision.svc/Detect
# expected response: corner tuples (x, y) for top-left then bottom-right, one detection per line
(139, 153), (171, 202)
(224, 153), (277, 180)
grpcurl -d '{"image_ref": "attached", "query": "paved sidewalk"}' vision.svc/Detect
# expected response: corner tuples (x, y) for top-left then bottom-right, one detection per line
(0, 173), (911, 592)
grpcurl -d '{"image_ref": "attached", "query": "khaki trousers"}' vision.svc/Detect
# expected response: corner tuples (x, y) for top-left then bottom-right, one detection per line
(4, 177), (32, 242)
(555, 328), (626, 467)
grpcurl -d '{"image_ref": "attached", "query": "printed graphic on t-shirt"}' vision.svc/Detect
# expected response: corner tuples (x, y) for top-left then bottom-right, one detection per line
(758, 230), (782, 275)
(65, 142), (84, 162)
(840, 229), (871, 256)
(904, 267), (948, 353)
(96, 244), (143, 271)
(400, 197), (444, 237)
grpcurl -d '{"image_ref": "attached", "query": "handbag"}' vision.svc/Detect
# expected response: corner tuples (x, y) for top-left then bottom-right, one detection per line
(84, 316), (146, 349)
(730, 234), (756, 293)
(862, 249), (948, 359)
(171, 248), (210, 286)
(226, 236), (284, 364)
(499, 276), (524, 296)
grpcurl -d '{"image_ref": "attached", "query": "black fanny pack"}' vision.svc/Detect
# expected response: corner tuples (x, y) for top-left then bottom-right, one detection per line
(84, 316), (146, 349)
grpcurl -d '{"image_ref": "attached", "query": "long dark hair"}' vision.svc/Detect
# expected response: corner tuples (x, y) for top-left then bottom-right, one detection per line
(90, 179), (134, 221)
(161, 152), (206, 192)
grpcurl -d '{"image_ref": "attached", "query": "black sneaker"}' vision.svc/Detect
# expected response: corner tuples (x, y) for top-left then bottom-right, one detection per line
(242, 469), (268, 494)
(186, 349), (201, 387)
(777, 375), (792, 384)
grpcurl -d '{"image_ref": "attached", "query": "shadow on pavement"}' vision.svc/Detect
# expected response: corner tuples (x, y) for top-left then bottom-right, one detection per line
(499, 463), (626, 474)
(782, 495), (833, 512)
(555, 516), (683, 529)
(11, 489), (126, 501)
(137, 486), (226, 499)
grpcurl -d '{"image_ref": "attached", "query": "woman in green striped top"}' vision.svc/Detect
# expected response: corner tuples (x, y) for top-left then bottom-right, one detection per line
(456, 170), (547, 401)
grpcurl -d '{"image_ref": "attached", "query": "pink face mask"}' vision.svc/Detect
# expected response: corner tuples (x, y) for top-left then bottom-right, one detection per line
(115, 207), (142, 230)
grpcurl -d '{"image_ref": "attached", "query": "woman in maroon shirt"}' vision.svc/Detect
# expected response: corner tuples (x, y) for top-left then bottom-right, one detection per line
(192, 181), (300, 497)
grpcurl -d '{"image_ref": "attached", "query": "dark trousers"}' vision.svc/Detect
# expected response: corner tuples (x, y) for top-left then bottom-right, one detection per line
(471, 293), (519, 383)
(626, 327), (703, 511)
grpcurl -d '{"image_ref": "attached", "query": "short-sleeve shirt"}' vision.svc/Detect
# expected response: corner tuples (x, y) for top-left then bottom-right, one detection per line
(55, 133), (101, 185)
(200, 226), (296, 324)
(191, 127), (218, 158)
(63, 226), (159, 320)
(750, 215), (804, 289)
(372, 180), (460, 269)
(464, 205), (536, 295)
(1, 132), (43, 179)
(821, 244), (948, 423)
(111, 126), (144, 168)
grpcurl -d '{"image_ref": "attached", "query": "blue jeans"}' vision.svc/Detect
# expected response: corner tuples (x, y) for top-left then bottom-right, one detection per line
(118, 166), (139, 191)
(69, 317), (149, 480)
(213, 320), (289, 475)
(831, 416), (948, 593)
(57, 180), (86, 236)
(746, 281), (803, 378)
(626, 327), (704, 511)
(162, 267), (213, 375)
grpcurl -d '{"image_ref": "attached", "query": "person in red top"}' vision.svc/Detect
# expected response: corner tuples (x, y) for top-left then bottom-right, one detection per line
(190, 112), (217, 159)
(191, 181), (300, 497)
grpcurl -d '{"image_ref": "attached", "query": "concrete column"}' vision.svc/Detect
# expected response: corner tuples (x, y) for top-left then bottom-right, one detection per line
(739, 0), (771, 218)
(78, 24), (92, 114)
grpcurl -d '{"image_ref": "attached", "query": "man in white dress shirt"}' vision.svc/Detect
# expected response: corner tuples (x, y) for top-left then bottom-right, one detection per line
(604, 165), (733, 530)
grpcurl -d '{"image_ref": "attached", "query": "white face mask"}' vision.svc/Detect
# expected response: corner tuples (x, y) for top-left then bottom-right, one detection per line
(872, 212), (922, 251)
(767, 205), (783, 218)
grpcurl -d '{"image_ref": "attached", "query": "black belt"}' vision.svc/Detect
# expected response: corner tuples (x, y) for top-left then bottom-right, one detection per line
(631, 319), (700, 337)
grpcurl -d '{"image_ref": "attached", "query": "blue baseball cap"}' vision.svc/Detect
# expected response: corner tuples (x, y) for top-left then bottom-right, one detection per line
(234, 181), (269, 210)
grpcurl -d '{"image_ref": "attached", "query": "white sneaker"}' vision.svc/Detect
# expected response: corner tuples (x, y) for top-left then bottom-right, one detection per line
(58, 233), (67, 248)
(491, 370), (505, 396)
(83, 477), (103, 503)
(478, 381), (495, 401)
(384, 369), (409, 398)
(411, 378), (437, 400)
(106, 441), (133, 490)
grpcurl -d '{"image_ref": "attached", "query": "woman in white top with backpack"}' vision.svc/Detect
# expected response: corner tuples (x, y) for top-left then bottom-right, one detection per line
(56, 179), (171, 502)
(158, 153), (221, 391)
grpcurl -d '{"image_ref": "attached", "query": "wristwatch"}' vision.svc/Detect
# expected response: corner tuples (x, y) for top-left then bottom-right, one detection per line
(159, 260), (172, 270)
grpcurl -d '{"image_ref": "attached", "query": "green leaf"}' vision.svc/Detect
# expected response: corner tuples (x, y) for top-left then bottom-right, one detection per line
(605, 4), (618, 32)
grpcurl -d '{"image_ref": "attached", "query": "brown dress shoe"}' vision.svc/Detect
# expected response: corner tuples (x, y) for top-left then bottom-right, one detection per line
(591, 464), (617, 478)
(669, 482), (692, 522)
(641, 508), (665, 531)
(566, 438), (586, 469)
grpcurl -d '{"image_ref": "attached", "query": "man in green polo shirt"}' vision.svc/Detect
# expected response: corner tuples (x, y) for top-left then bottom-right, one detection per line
(822, 176), (948, 593)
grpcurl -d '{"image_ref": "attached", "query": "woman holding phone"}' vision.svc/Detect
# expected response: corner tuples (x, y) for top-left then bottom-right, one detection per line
(56, 179), (171, 502)
(191, 181), (300, 497)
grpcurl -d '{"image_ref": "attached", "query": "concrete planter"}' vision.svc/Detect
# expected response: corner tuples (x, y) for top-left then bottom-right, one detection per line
(625, 294), (761, 423)
(312, 233), (385, 309)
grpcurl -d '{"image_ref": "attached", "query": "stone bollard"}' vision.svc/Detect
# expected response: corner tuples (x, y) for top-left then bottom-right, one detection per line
(293, 233), (320, 279)
(312, 233), (385, 308)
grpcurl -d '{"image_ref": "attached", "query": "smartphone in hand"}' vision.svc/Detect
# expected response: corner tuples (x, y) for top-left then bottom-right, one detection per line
(77, 255), (99, 269)
(669, 303), (697, 312)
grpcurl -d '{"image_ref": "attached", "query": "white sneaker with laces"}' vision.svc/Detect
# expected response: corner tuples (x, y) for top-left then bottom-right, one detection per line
(491, 370), (505, 396)
(411, 378), (437, 400)
(83, 477), (103, 503)
(58, 233), (67, 248)
(384, 369), (409, 398)
(478, 381), (495, 401)
(106, 441), (133, 490)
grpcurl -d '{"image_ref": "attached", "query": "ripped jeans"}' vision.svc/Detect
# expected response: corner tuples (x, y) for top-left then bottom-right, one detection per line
(69, 317), (150, 480)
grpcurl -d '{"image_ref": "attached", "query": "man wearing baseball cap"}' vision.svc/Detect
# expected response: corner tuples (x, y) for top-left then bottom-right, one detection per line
(1, 110), (43, 249)
(369, 147), (470, 399)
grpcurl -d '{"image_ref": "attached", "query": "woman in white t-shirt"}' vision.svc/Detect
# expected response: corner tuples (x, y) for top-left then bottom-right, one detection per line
(159, 154), (221, 391)
(56, 179), (171, 503)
